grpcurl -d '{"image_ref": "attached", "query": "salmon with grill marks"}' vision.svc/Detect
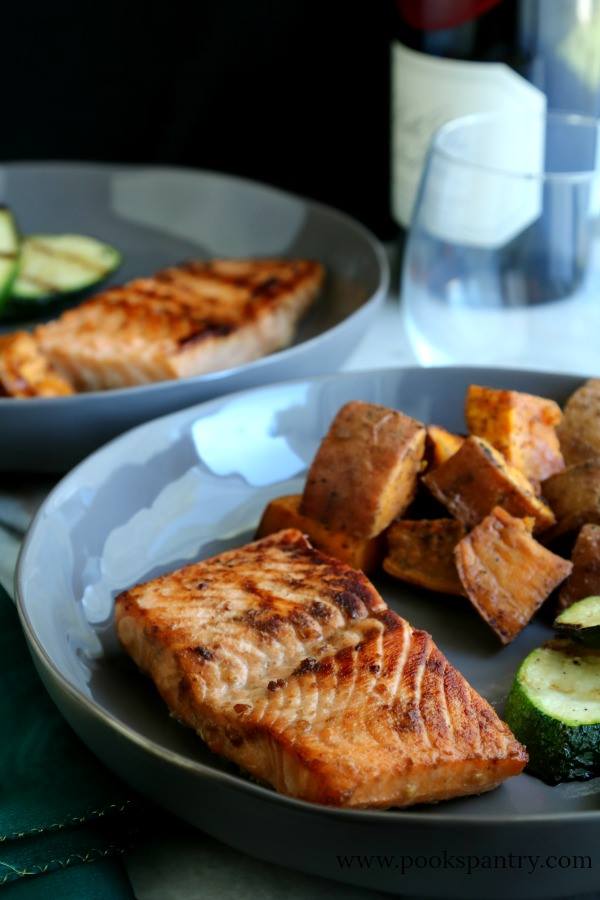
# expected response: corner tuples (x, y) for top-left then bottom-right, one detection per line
(0, 330), (74, 397)
(36, 259), (323, 390)
(115, 529), (527, 808)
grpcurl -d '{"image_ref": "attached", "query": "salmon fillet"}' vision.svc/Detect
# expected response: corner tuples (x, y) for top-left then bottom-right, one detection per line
(36, 259), (323, 390)
(0, 330), (74, 397)
(115, 529), (526, 808)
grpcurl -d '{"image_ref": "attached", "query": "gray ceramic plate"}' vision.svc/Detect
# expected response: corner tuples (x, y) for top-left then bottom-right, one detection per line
(0, 162), (387, 472)
(16, 367), (600, 899)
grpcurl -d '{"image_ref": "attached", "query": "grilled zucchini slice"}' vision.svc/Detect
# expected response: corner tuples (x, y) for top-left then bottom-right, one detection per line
(11, 234), (121, 303)
(555, 596), (600, 649)
(504, 640), (600, 783)
(0, 206), (20, 306)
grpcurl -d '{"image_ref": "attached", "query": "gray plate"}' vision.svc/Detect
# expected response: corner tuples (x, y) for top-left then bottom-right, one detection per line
(0, 162), (387, 472)
(16, 367), (600, 899)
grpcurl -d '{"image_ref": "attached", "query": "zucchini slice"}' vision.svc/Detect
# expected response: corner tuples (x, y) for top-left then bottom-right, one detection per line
(504, 639), (600, 783)
(11, 234), (121, 303)
(0, 206), (20, 306)
(555, 596), (600, 648)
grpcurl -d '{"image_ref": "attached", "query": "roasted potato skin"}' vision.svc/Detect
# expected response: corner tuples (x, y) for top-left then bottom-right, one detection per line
(422, 436), (555, 533)
(384, 519), (466, 596)
(301, 401), (426, 539)
(256, 494), (384, 573)
(558, 524), (600, 610)
(455, 507), (572, 644)
(557, 379), (600, 465)
(543, 461), (600, 538)
(465, 385), (564, 484)
(425, 425), (465, 470)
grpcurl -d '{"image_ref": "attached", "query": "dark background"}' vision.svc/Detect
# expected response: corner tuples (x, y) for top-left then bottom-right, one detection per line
(2, 1), (393, 236)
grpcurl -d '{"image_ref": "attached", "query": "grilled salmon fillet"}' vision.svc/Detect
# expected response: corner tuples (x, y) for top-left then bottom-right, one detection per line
(0, 330), (74, 397)
(36, 259), (323, 390)
(115, 529), (526, 807)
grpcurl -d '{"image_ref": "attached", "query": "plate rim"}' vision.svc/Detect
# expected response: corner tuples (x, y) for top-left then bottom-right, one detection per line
(16, 364), (600, 826)
(0, 160), (389, 406)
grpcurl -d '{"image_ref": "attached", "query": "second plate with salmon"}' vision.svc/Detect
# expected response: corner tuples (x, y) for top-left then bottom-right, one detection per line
(0, 163), (387, 470)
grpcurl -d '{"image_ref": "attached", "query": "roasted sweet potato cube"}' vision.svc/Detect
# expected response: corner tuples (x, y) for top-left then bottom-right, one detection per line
(543, 462), (600, 538)
(301, 401), (426, 539)
(558, 524), (600, 610)
(383, 519), (466, 596)
(557, 379), (600, 465)
(455, 507), (572, 644)
(256, 494), (383, 573)
(426, 425), (465, 469)
(465, 385), (564, 484)
(422, 436), (555, 533)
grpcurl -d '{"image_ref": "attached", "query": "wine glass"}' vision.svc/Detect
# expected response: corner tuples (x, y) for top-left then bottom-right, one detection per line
(402, 110), (600, 374)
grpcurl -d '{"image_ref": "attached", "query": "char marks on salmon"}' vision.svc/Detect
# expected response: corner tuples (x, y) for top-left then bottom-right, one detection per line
(115, 529), (526, 808)
(36, 259), (323, 390)
(0, 330), (74, 397)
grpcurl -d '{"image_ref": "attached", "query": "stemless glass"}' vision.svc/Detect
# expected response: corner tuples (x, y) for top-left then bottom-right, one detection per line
(402, 110), (600, 374)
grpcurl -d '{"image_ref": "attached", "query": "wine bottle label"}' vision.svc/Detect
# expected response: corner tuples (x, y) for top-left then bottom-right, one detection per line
(392, 42), (546, 245)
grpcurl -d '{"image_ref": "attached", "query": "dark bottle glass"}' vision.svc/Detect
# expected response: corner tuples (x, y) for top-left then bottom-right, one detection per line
(391, 0), (600, 236)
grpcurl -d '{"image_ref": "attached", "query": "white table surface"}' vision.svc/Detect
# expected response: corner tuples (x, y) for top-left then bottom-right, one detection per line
(0, 295), (594, 900)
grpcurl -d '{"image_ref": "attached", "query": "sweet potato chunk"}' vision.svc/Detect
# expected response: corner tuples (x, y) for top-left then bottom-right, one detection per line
(301, 401), (426, 539)
(558, 524), (600, 610)
(557, 379), (600, 465)
(256, 494), (383, 573)
(426, 425), (465, 469)
(422, 436), (555, 533)
(384, 519), (466, 596)
(543, 462), (600, 538)
(465, 385), (564, 484)
(455, 507), (572, 644)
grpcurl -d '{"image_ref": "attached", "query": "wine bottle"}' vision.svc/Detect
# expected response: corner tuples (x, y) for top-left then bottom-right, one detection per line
(391, 0), (600, 233)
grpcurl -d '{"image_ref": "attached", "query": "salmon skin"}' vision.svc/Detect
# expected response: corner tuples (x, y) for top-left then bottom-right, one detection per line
(36, 259), (323, 390)
(115, 529), (527, 808)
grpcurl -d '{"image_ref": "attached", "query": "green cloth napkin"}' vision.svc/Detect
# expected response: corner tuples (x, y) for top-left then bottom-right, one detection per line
(0, 582), (142, 897)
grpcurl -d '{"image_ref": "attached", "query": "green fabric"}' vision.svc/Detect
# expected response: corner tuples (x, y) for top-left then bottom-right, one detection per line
(2, 857), (134, 898)
(0, 582), (141, 895)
